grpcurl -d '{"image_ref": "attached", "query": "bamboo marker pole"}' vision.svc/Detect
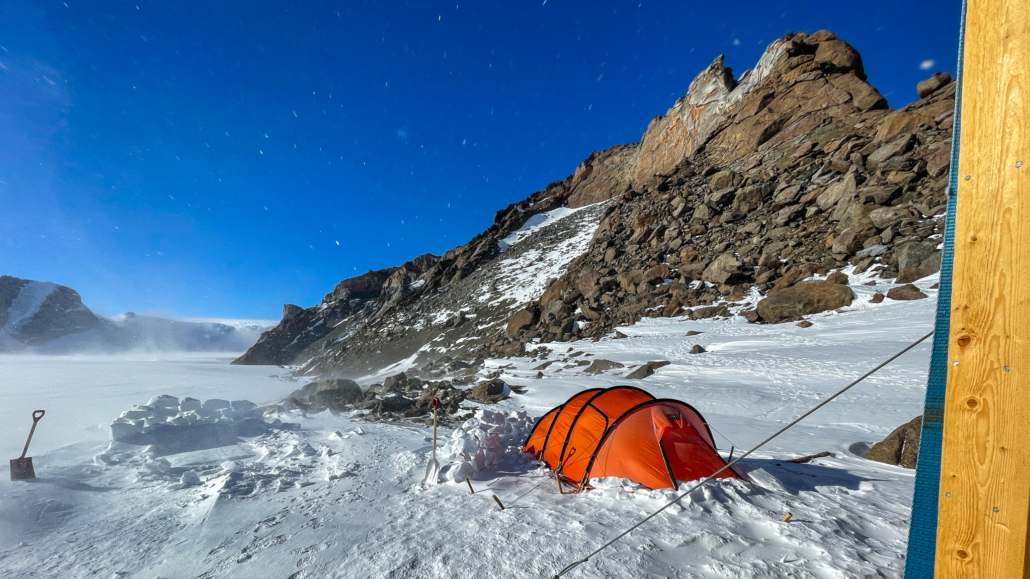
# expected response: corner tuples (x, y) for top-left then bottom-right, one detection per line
(936, 0), (1030, 576)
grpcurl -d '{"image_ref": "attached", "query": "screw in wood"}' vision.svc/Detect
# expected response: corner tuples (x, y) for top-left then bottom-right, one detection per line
(953, 361), (960, 366)
(993, 507), (1000, 512)
(965, 175), (972, 180)
(946, 492), (952, 498)
(1005, 366), (1011, 372)
(1017, 161), (1023, 168)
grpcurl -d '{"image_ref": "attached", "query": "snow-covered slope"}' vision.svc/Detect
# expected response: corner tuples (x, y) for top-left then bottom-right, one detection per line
(0, 275), (937, 578)
(0, 277), (101, 351)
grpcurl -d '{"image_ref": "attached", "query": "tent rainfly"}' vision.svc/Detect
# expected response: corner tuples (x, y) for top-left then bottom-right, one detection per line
(523, 386), (739, 490)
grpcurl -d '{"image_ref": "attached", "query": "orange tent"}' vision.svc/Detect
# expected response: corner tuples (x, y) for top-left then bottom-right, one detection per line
(524, 386), (739, 490)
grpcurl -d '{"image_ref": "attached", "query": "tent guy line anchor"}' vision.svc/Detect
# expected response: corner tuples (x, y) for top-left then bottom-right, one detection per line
(551, 331), (933, 578)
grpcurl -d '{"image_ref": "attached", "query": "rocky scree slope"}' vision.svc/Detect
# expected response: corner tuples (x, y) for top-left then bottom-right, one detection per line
(236, 30), (953, 379)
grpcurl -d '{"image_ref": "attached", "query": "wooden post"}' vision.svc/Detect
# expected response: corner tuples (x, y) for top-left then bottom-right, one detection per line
(936, 0), (1030, 576)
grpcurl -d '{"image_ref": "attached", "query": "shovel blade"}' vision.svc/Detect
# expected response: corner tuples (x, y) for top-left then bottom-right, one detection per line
(10, 457), (35, 481)
(424, 458), (441, 486)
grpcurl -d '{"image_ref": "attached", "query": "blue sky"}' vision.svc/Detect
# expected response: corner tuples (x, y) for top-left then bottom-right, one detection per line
(0, 1), (960, 320)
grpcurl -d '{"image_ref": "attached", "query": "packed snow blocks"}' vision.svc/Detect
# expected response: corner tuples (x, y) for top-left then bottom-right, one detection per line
(111, 395), (298, 453)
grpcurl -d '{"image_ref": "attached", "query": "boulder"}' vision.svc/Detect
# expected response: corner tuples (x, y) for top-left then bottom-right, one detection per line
(896, 241), (941, 274)
(817, 174), (857, 211)
(864, 416), (922, 468)
(826, 271), (849, 285)
(689, 344), (706, 354)
(917, 72), (953, 99)
(869, 205), (919, 230)
(313, 379), (363, 410)
(867, 134), (915, 167)
(870, 293), (885, 304)
(886, 284), (928, 301)
(470, 378), (508, 403)
(505, 308), (539, 336)
(617, 270), (645, 291)
(895, 267), (929, 284)
(832, 227), (866, 255)
(585, 359), (624, 374)
(625, 360), (671, 380)
(835, 203), (876, 232)
(756, 281), (855, 323)
(702, 253), (752, 285)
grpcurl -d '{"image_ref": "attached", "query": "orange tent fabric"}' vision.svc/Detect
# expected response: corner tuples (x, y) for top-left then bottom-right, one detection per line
(524, 387), (738, 490)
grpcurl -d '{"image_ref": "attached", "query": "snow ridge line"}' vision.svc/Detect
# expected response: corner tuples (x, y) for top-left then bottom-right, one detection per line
(552, 331), (934, 578)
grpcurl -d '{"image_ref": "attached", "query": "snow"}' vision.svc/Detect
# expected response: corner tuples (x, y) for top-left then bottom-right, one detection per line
(0, 281), (57, 349)
(481, 203), (604, 309)
(0, 276), (939, 578)
(497, 205), (590, 251)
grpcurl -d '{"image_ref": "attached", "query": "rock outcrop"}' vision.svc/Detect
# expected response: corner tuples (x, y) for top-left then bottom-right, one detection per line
(0, 276), (102, 351)
(235, 30), (953, 379)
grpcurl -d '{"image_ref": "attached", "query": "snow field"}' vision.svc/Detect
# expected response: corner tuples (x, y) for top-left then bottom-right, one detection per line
(0, 272), (939, 578)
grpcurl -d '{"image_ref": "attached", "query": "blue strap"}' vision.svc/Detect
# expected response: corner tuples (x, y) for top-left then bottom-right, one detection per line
(903, 1), (967, 576)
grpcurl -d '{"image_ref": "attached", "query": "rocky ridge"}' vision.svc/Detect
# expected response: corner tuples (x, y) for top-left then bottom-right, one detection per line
(236, 30), (954, 381)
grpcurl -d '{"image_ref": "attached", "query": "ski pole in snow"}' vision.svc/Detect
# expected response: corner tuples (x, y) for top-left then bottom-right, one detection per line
(424, 398), (441, 485)
(552, 331), (934, 578)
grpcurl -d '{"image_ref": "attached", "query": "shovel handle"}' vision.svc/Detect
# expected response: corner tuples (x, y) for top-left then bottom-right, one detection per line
(21, 410), (45, 459)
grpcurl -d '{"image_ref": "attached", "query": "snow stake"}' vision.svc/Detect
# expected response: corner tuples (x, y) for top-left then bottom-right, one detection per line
(466, 476), (475, 494)
(424, 398), (441, 485)
(11, 410), (45, 481)
(492, 494), (506, 510)
(782, 512), (793, 523)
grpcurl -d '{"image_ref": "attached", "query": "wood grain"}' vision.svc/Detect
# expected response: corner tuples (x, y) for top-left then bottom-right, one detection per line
(936, 0), (1030, 577)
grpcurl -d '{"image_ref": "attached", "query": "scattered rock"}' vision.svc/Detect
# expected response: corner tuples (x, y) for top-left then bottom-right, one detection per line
(825, 271), (849, 285)
(864, 416), (922, 468)
(585, 359), (625, 374)
(312, 379), (363, 411)
(689, 344), (706, 354)
(470, 378), (509, 403)
(756, 281), (855, 324)
(685, 330), (704, 336)
(886, 284), (928, 301)
(625, 360), (671, 380)
(895, 267), (929, 284)
(870, 293), (885, 304)
(505, 308), (539, 337)
(796, 320), (814, 328)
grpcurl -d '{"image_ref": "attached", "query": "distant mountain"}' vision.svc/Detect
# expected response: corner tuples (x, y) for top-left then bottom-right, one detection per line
(0, 275), (272, 353)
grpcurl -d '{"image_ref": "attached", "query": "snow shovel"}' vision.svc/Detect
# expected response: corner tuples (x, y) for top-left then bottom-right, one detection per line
(424, 397), (441, 485)
(11, 410), (45, 481)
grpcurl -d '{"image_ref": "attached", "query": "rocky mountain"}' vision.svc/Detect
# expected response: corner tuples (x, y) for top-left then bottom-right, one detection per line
(0, 276), (103, 351)
(0, 275), (269, 353)
(236, 30), (953, 381)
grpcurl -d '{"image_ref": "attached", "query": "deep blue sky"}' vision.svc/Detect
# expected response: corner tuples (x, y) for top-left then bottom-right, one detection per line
(1, 1), (960, 319)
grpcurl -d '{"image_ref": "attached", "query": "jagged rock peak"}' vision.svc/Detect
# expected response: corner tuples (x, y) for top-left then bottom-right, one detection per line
(633, 31), (884, 187)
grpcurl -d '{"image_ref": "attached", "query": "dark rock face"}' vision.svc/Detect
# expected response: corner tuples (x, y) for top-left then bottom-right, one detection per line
(0, 276), (102, 350)
(756, 281), (854, 323)
(283, 304), (304, 320)
(864, 416), (922, 468)
(15, 285), (101, 345)
(233, 29), (954, 378)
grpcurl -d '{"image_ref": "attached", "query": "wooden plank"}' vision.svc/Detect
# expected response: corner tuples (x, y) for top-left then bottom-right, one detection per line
(936, 0), (1030, 577)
